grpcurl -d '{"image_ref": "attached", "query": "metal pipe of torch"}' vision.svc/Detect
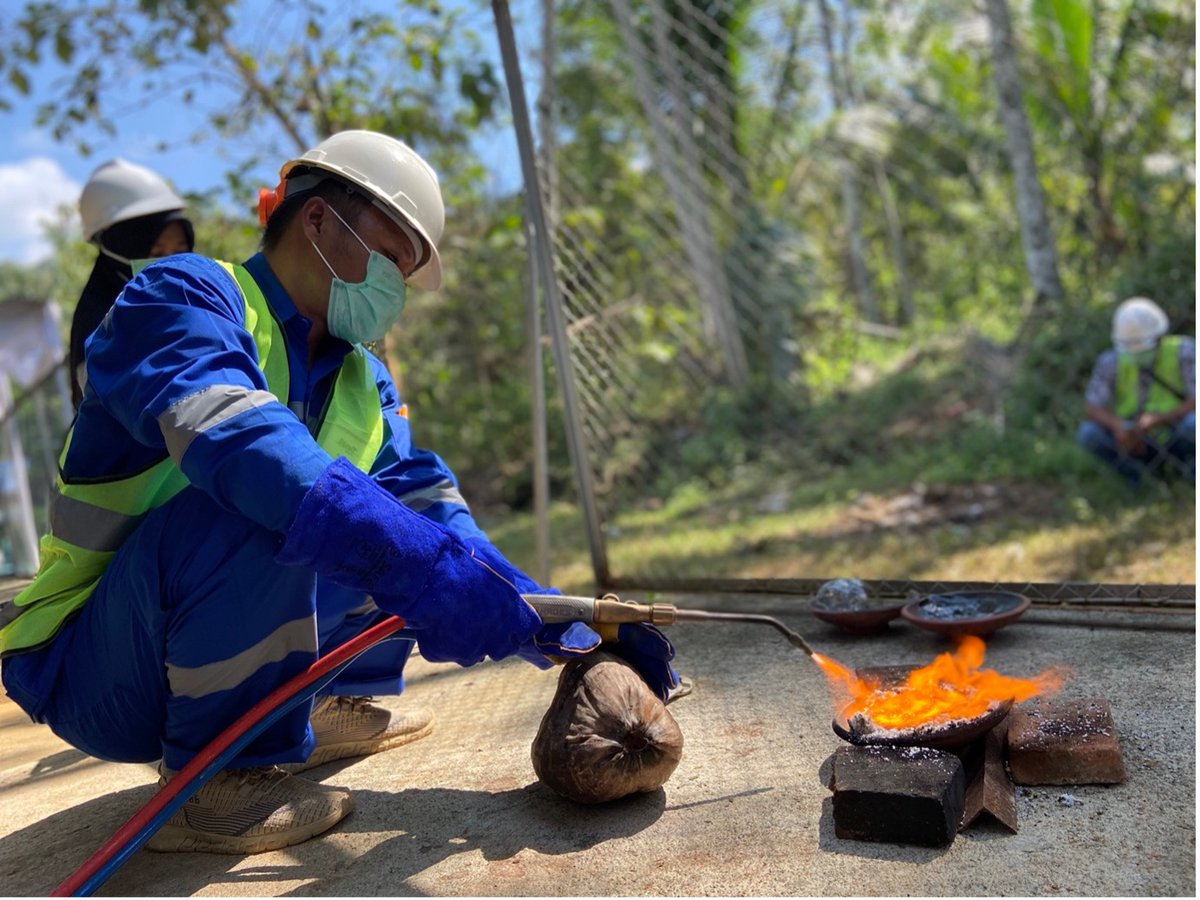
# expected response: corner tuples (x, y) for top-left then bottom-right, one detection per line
(521, 593), (816, 657)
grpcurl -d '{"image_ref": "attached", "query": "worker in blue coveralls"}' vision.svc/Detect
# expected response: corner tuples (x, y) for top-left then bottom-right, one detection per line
(0, 130), (677, 854)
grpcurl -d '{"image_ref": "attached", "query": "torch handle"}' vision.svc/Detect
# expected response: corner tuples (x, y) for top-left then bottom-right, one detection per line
(520, 594), (602, 623)
(521, 593), (679, 626)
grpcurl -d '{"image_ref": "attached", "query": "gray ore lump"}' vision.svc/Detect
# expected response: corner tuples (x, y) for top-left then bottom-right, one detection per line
(532, 651), (684, 803)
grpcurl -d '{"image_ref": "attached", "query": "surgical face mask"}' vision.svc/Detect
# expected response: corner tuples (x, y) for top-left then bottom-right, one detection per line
(98, 245), (152, 279)
(311, 206), (407, 344)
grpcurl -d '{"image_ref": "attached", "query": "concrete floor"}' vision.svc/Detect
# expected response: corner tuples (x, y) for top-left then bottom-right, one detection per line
(0, 589), (1194, 896)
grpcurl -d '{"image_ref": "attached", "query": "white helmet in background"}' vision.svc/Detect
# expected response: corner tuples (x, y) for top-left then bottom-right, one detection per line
(79, 159), (186, 243)
(1112, 297), (1169, 353)
(280, 130), (445, 290)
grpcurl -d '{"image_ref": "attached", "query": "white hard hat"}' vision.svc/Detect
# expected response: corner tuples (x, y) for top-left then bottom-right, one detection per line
(78, 159), (186, 243)
(1112, 296), (1169, 353)
(280, 130), (445, 290)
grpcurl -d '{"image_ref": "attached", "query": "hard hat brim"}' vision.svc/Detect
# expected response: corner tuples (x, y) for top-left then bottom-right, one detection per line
(1113, 336), (1160, 354)
(407, 249), (442, 291)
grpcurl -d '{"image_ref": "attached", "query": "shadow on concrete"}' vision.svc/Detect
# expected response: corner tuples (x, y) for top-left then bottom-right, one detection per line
(663, 786), (773, 812)
(816, 752), (835, 790)
(278, 785), (669, 896)
(8, 782), (669, 897)
(0, 748), (96, 790)
(0, 781), (159, 895)
(26, 748), (90, 778)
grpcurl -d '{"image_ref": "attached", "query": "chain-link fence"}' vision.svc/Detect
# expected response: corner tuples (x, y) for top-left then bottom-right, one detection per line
(0, 360), (71, 577)
(505, 0), (1195, 605)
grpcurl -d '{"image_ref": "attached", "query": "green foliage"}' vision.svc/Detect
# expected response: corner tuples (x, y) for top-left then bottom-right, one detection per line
(0, 261), (56, 304)
(0, 0), (1192, 548)
(0, 206), (91, 315)
(1031, 0), (1094, 121)
(1109, 230), (1196, 330)
(386, 193), (572, 508)
(0, 0), (500, 187)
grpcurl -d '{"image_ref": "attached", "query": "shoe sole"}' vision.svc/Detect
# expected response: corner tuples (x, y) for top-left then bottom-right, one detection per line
(282, 717), (435, 774)
(666, 675), (695, 704)
(145, 792), (355, 854)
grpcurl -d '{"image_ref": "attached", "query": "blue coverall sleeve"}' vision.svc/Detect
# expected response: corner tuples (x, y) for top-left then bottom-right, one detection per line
(366, 353), (488, 543)
(82, 255), (334, 533)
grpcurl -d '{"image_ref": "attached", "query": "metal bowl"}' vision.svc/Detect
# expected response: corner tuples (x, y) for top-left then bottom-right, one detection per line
(809, 602), (906, 634)
(832, 698), (1014, 751)
(809, 584), (906, 634)
(901, 591), (1031, 637)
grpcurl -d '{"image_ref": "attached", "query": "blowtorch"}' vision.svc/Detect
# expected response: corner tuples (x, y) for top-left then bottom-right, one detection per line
(520, 592), (817, 657)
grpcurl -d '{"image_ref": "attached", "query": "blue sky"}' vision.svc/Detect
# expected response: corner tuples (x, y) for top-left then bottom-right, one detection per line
(0, 75), (242, 263)
(0, 0), (536, 264)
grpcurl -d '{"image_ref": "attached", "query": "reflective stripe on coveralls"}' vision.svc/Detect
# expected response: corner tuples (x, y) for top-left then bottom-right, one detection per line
(1114, 335), (1186, 421)
(399, 479), (468, 512)
(166, 615), (318, 699)
(0, 261), (386, 657)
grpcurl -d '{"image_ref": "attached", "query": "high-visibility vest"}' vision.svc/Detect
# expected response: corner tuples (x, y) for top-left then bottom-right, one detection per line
(0, 261), (386, 657)
(1114, 335), (1186, 420)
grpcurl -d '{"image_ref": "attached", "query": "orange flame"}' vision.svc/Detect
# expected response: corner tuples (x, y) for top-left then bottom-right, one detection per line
(813, 636), (1065, 731)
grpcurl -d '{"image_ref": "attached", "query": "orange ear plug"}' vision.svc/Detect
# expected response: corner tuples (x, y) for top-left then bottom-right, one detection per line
(258, 181), (286, 226)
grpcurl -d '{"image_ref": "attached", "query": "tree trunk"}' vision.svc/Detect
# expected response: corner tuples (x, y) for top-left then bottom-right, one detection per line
(610, 0), (748, 386)
(817, 0), (877, 322)
(984, 0), (1066, 311)
(873, 161), (915, 326)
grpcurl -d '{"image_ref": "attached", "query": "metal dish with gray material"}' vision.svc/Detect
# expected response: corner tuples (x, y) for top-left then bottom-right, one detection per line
(901, 590), (1031, 637)
(832, 698), (1014, 751)
(809, 578), (906, 634)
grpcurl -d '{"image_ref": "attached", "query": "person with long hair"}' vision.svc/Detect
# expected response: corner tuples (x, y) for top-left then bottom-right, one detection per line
(71, 159), (195, 407)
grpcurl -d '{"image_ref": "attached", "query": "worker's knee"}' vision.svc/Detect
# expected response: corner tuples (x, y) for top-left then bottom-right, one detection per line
(1076, 420), (1113, 453)
(1173, 411), (1194, 443)
(119, 486), (315, 617)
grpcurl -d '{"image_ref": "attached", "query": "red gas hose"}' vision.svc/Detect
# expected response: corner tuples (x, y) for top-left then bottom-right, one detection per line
(52, 613), (408, 896)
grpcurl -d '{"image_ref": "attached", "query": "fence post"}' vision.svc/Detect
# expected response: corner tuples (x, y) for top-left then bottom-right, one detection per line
(492, 0), (611, 587)
(0, 376), (41, 577)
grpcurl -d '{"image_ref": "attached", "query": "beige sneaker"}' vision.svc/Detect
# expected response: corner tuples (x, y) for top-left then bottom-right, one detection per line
(666, 674), (695, 704)
(282, 696), (435, 774)
(146, 765), (354, 854)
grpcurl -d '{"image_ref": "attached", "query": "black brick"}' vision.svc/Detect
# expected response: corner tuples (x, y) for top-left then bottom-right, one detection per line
(830, 744), (965, 847)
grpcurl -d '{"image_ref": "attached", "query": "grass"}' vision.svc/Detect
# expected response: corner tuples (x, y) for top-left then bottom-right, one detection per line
(480, 333), (1196, 596)
(485, 480), (1194, 596)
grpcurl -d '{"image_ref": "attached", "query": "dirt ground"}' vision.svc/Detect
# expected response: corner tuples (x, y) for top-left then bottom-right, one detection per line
(1, 584), (1194, 897)
(820, 481), (1063, 537)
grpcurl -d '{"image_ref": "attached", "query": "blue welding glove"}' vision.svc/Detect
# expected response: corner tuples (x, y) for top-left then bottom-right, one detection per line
(609, 623), (680, 703)
(277, 457), (541, 666)
(523, 624), (676, 700)
(461, 536), (679, 698)
(523, 617), (678, 700)
(462, 538), (597, 670)
(518, 619), (678, 702)
(517, 621), (604, 670)
(465, 537), (548, 597)
(436, 538), (678, 693)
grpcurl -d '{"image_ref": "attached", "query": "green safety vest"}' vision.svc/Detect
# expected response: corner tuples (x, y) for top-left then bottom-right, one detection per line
(1114, 335), (1186, 420)
(0, 261), (386, 657)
